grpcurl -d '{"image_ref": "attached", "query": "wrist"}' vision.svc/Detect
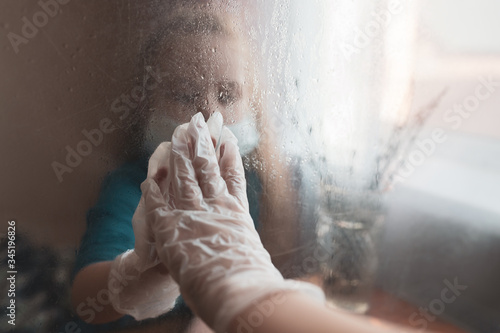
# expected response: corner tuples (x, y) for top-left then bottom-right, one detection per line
(181, 265), (324, 333)
(108, 250), (140, 316)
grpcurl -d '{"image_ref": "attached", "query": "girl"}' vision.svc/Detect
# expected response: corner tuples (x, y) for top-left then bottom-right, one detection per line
(71, 4), (299, 332)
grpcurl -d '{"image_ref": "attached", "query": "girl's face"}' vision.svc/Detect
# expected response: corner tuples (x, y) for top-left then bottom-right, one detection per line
(151, 33), (252, 125)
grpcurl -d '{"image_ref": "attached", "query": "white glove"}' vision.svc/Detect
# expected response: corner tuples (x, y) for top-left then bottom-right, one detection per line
(107, 113), (225, 320)
(107, 249), (179, 320)
(140, 112), (325, 332)
(107, 138), (181, 320)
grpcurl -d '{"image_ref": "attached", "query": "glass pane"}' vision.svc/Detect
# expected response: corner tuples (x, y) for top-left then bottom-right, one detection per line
(1, 1), (498, 332)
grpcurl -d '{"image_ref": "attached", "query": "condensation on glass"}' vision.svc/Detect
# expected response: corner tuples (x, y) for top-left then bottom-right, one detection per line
(1, 0), (499, 332)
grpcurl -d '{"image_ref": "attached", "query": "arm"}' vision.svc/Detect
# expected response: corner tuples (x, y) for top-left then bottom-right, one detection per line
(70, 157), (179, 325)
(229, 291), (416, 333)
(71, 255), (175, 325)
(71, 261), (123, 324)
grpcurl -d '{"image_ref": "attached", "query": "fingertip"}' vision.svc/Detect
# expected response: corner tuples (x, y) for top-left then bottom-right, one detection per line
(207, 112), (223, 148)
(147, 142), (171, 179)
(154, 167), (168, 183)
(209, 111), (223, 125)
(188, 112), (217, 161)
(191, 112), (206, 128)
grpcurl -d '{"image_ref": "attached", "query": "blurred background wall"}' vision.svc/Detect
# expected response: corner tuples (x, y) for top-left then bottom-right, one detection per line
(376, 1), (500, 331)
(1, 0), (160, 247)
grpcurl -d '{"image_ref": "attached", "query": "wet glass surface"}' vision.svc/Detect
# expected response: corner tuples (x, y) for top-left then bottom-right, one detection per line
(1, 1), (499, 332)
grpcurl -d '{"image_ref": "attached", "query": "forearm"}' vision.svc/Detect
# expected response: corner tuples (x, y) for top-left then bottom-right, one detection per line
(228, 291), (415, 333)
(71, 261), (123, 324)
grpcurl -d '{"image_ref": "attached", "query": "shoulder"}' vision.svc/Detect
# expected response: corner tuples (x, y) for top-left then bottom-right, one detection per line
(93, 157), (148, 211)
(100, 158), (148, 196)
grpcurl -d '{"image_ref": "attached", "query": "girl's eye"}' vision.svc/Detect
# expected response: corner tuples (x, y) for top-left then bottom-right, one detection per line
(218, 89), (236, 105)
(218, 82), (241, 105)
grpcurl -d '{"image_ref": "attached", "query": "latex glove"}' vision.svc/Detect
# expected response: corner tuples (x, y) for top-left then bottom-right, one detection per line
(107, 141), (181, 320)
(141, 112), (325, 332)
(108, 113), (225, 320)
(108, 249), (179, 320)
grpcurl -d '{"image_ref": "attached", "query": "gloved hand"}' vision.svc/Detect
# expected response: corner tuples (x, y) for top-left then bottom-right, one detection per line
(140, 112), (325, 332)
(107, 249), (179, 320)
(107, 112), (225, 321)
(107, 141), (180, 320)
